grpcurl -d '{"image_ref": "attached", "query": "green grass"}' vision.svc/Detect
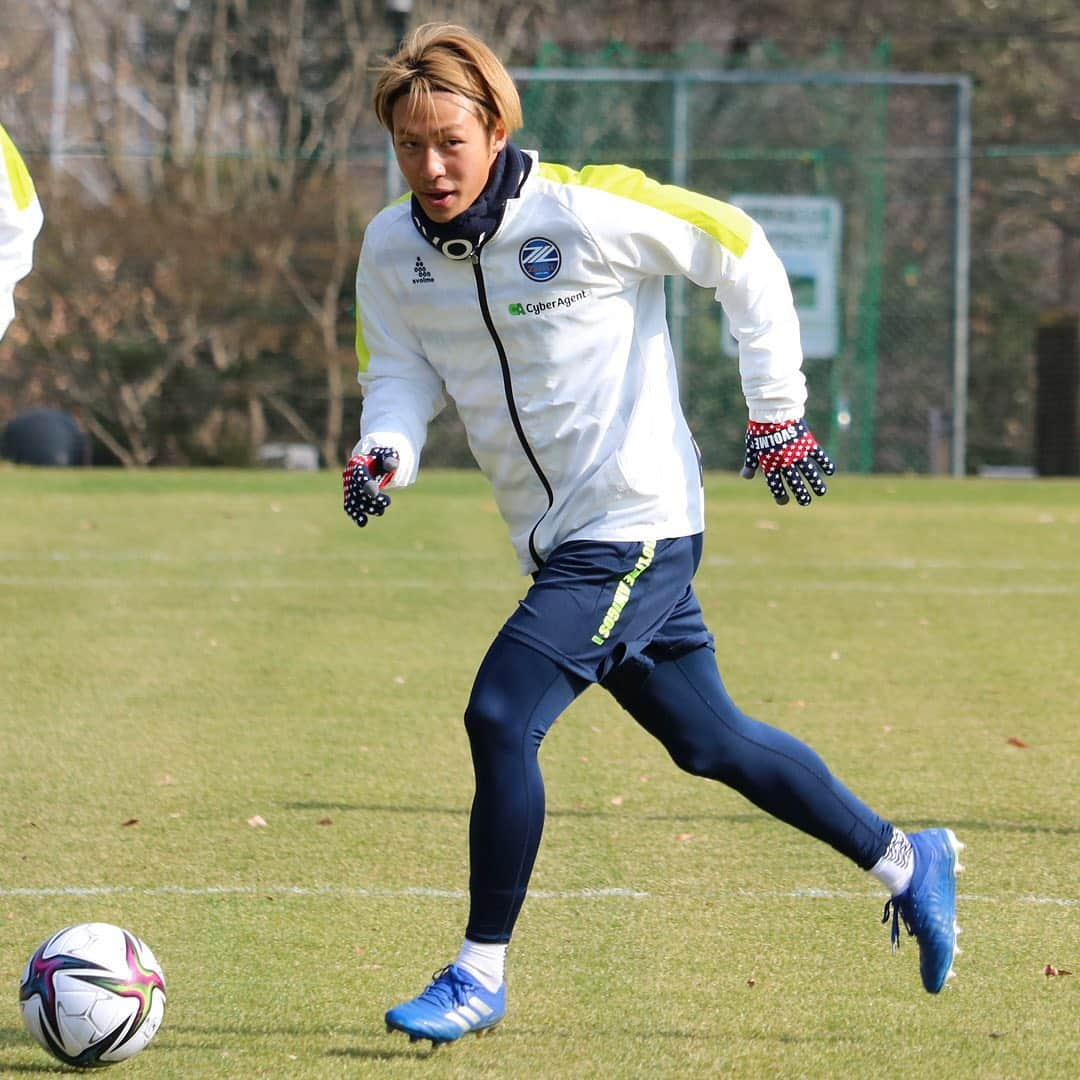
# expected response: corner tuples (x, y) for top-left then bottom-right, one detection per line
(0, 467), (1077, 1078)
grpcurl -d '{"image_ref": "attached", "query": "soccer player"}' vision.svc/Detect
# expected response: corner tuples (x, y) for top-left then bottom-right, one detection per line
(0, 121), (43, 342)
(343, 23), (963, 1045)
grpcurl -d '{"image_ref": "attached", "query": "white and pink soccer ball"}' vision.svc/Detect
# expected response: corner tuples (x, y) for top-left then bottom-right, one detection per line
(19, 922), (166, 1067)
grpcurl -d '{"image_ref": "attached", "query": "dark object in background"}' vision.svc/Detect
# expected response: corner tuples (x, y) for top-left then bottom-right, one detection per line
(1, 408), (91, 466)
(1034, 312), (1079, 477)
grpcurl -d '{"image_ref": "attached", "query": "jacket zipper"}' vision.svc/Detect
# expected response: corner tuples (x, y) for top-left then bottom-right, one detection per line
(471, 253), (554, 570)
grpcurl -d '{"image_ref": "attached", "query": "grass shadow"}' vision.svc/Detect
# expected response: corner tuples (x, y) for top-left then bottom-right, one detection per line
(284, 803), (1079, 836)
(281, 801), (763, 825)
(328, 1044), (439, 1061)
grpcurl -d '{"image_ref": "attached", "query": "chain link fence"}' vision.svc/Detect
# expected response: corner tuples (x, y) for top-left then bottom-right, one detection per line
(511, 67), (971, 475)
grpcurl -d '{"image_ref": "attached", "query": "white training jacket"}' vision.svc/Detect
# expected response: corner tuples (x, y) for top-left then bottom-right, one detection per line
(0, 122), (43, 341)
(355, 153), (806, 574)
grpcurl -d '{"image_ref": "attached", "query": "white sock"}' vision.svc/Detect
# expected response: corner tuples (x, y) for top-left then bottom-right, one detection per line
(869, 828), (915, 896)
(454, 939), (507, 992)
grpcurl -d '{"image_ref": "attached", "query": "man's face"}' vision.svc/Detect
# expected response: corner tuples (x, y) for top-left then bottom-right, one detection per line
(391, 92), (506, 223)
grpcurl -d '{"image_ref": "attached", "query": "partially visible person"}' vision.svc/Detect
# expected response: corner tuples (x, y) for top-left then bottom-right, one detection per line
(0, 121), (43, 342)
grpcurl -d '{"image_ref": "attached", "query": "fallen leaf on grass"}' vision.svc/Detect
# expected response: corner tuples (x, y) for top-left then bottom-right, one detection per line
(610, 796), (624, 807)
(317, 817), (333, 826)
(1006, 736), (1028, 748)
(1044, 964), (1072, 977)
(120, 818), (139, 827)
(247, 815), (268, 828)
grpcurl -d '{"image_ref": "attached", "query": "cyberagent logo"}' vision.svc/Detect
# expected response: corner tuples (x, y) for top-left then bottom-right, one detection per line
(508, 290), (589, 317)
(519, 237), (561, 282)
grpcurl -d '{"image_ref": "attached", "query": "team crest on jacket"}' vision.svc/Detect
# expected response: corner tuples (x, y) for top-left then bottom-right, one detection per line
(519, 237), (561, 282)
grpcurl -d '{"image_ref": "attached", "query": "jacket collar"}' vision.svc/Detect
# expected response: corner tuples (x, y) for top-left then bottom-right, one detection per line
(410, 143), (532, 261)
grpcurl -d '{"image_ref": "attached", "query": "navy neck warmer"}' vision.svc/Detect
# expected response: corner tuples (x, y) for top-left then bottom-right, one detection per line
(410, 144), (531, 261)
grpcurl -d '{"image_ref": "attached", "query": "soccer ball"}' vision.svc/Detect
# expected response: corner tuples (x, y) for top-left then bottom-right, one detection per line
(19, 922), (166, 1068)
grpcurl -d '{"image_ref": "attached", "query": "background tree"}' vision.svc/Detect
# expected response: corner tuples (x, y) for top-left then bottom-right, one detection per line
(1, 0), (1076, 470)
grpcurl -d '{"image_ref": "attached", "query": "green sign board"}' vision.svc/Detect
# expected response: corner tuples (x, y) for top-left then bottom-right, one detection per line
(723, 194), (842, 360)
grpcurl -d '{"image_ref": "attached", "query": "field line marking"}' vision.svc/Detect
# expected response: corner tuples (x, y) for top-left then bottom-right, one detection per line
(0, 884), (1075, 905)
(2, 551), (1077, 573)
(1, 575), (1077, 597)
(0, 885), (646, 900)
(0, 575), (515, 592)
(739, 887), (1079, 907)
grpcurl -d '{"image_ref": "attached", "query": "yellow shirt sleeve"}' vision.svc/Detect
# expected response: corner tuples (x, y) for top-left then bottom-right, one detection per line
(0, 121), (44, 340)
(0, 122), (38, 211)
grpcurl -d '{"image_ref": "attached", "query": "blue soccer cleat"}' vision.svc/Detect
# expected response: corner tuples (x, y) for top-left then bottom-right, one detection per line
(385, 964), (505, 1045)
(882, 828), (965, 993)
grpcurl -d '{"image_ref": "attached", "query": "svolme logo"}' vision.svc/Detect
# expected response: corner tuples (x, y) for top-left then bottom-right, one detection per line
(508, 290), (589, 316)
(412, 257), (434, 285)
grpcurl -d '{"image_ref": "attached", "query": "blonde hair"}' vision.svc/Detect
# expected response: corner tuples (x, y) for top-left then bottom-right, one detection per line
(372, 23), (523, 136)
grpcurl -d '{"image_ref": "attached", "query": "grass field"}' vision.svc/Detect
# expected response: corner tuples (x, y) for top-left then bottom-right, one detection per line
(0, 467), (1077, 1078)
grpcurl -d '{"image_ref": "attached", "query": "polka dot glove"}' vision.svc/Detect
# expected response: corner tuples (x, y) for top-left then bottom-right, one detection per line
(342, 447), (399, 527)
(741, 419), (836, 506)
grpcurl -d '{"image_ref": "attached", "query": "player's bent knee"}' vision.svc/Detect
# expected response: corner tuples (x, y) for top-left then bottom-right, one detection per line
(664, 740), (739, 782)
(464, 693), (510, 744)
(463, 678), (532, 751)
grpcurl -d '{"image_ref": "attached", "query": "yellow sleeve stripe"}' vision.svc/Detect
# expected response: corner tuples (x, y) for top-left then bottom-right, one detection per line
(0, 123), (37, 212)
(538, 161), (751, 257)
(354, 200), (410, 374)
(355, 311), (371, 373)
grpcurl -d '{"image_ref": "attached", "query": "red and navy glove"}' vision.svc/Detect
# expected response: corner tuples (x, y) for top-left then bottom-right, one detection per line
(342, 447), (399, 527)
(741, 419), (836, 506)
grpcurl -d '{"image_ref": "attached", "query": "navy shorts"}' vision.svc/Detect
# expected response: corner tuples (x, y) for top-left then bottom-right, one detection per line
(499, 535), (714, 685)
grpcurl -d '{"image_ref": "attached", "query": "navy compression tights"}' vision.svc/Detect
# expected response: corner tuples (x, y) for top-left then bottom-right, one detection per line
(463, 636), (893, 944)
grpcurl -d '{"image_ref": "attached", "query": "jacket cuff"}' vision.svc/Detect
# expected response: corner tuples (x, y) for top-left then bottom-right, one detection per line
(746, 408), (804, 424)
(352, 432), (418, 487)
